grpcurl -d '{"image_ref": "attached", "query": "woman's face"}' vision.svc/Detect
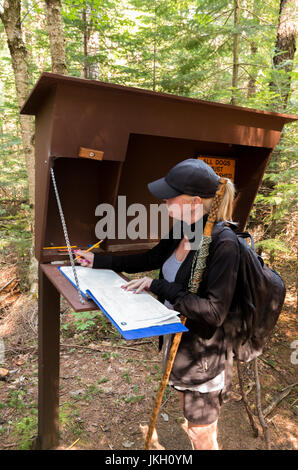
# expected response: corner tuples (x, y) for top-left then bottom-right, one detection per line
(163, 194), (203, 223)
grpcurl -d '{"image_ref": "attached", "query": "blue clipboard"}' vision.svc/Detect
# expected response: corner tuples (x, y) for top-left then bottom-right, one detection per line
(86, 289), (188, 340)
(58, 266), (188, 340)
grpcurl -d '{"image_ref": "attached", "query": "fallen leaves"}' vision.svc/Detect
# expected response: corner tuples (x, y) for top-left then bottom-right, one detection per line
(0, 368), (9, 380)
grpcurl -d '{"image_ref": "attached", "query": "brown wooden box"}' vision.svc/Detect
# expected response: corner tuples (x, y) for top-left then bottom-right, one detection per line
(20, 72), (297, 450)
(21, 72), (297, 265)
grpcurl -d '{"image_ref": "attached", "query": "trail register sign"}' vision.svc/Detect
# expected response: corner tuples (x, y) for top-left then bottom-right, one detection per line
(197, 156), (236, 181)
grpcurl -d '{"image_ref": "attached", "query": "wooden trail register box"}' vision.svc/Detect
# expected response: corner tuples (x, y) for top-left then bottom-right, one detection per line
(20, 72), (297, 449)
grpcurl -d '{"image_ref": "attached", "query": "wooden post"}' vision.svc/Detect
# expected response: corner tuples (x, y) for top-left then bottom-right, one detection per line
(36, 265), (60, 449)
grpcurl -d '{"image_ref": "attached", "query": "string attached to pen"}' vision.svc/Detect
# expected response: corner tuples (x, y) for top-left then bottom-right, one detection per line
(50, 167), (85, 305)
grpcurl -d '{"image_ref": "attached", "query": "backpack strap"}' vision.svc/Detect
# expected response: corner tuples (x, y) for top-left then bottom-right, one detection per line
(236, 232), (255, 251)
(222, 221), (256, 252)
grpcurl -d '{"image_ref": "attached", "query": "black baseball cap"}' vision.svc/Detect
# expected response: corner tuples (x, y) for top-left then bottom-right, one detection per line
(147, 158), (220, 199)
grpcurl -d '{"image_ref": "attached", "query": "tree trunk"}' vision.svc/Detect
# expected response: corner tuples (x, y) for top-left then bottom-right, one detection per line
(0, 0), (37, 290)
(231, 0), (240, 105)
(265, 0), (296, 247)
(152, 0), (157, 92)
(270, 0), (297, 109)
(82, 6), (99, 80)
(82, 8), (88, 79)
(0, 0), (35, 207)
(245, 0), (261, 98)
(247, 41), (257, 98)
(44, 0), (67, 75)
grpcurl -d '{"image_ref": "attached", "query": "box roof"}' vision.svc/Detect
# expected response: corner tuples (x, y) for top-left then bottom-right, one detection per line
(21, 72), (297, 124)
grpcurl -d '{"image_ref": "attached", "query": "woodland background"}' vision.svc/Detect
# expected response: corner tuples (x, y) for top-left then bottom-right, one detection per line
(0, 0), (297, 287)
(0, 0), (297, 451)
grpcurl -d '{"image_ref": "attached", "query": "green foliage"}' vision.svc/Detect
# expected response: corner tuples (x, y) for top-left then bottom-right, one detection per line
(0, 34), (32, 282)
(61, 309), (119, 341)
(122, 369), (131, 384)
(12, 412), (38, 450)
(59, 402), (85, 438)
(5, 389), (38, 450)
(122, 384), (144, 403)
(255, 238), (291, 257)
(71, 311), (99, 331)
(97, 375), (108, 384)
(248, 122), (297, 261)
(0, 0), (297, 275)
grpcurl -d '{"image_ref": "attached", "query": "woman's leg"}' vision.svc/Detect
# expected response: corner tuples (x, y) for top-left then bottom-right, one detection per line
(187, 419), (219, 450)
(178, 391), (219, 450)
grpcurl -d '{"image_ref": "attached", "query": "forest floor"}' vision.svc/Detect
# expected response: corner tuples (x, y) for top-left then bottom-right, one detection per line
(0, 252), (297, 452)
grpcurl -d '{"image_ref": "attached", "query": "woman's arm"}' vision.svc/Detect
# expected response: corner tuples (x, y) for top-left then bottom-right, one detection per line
(149, 238), (240, 328)
(91, 228), (177, 273)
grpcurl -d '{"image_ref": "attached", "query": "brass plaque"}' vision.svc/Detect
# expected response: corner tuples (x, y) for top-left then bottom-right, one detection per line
(79, 147), (104, 161)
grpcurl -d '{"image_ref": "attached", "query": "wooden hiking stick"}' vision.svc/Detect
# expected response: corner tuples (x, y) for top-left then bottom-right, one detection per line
(144, 178), (228, 450)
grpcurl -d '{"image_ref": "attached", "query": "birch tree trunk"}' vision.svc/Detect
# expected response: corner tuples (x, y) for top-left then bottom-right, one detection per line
(0, 0), (35, 207)
(0, 0), (37, 289)
(44, 0), (67, 74)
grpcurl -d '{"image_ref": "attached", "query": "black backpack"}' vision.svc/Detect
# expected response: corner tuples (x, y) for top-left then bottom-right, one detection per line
(219, 224), (286, 363)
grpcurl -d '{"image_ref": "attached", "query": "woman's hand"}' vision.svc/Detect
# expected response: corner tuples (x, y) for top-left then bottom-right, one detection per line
(74, 250), (94, 267)
(121, 276), (153, 294)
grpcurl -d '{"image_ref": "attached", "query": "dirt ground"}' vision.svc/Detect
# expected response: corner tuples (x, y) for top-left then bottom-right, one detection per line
(0, 260), (297, 451)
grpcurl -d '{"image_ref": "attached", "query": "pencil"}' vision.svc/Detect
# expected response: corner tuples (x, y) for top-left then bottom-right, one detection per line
(43, 245), (77, 250)
(74, 239), (104, 262)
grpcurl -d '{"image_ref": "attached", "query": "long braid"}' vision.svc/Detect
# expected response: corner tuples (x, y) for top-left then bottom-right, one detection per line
(188, 178), (228, 293)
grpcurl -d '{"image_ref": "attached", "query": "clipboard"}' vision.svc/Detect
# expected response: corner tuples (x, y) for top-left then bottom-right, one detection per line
(58, 266), (188, 340)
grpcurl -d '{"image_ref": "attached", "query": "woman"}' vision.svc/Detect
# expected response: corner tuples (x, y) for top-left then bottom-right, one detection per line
(75, 158), (240, 450)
